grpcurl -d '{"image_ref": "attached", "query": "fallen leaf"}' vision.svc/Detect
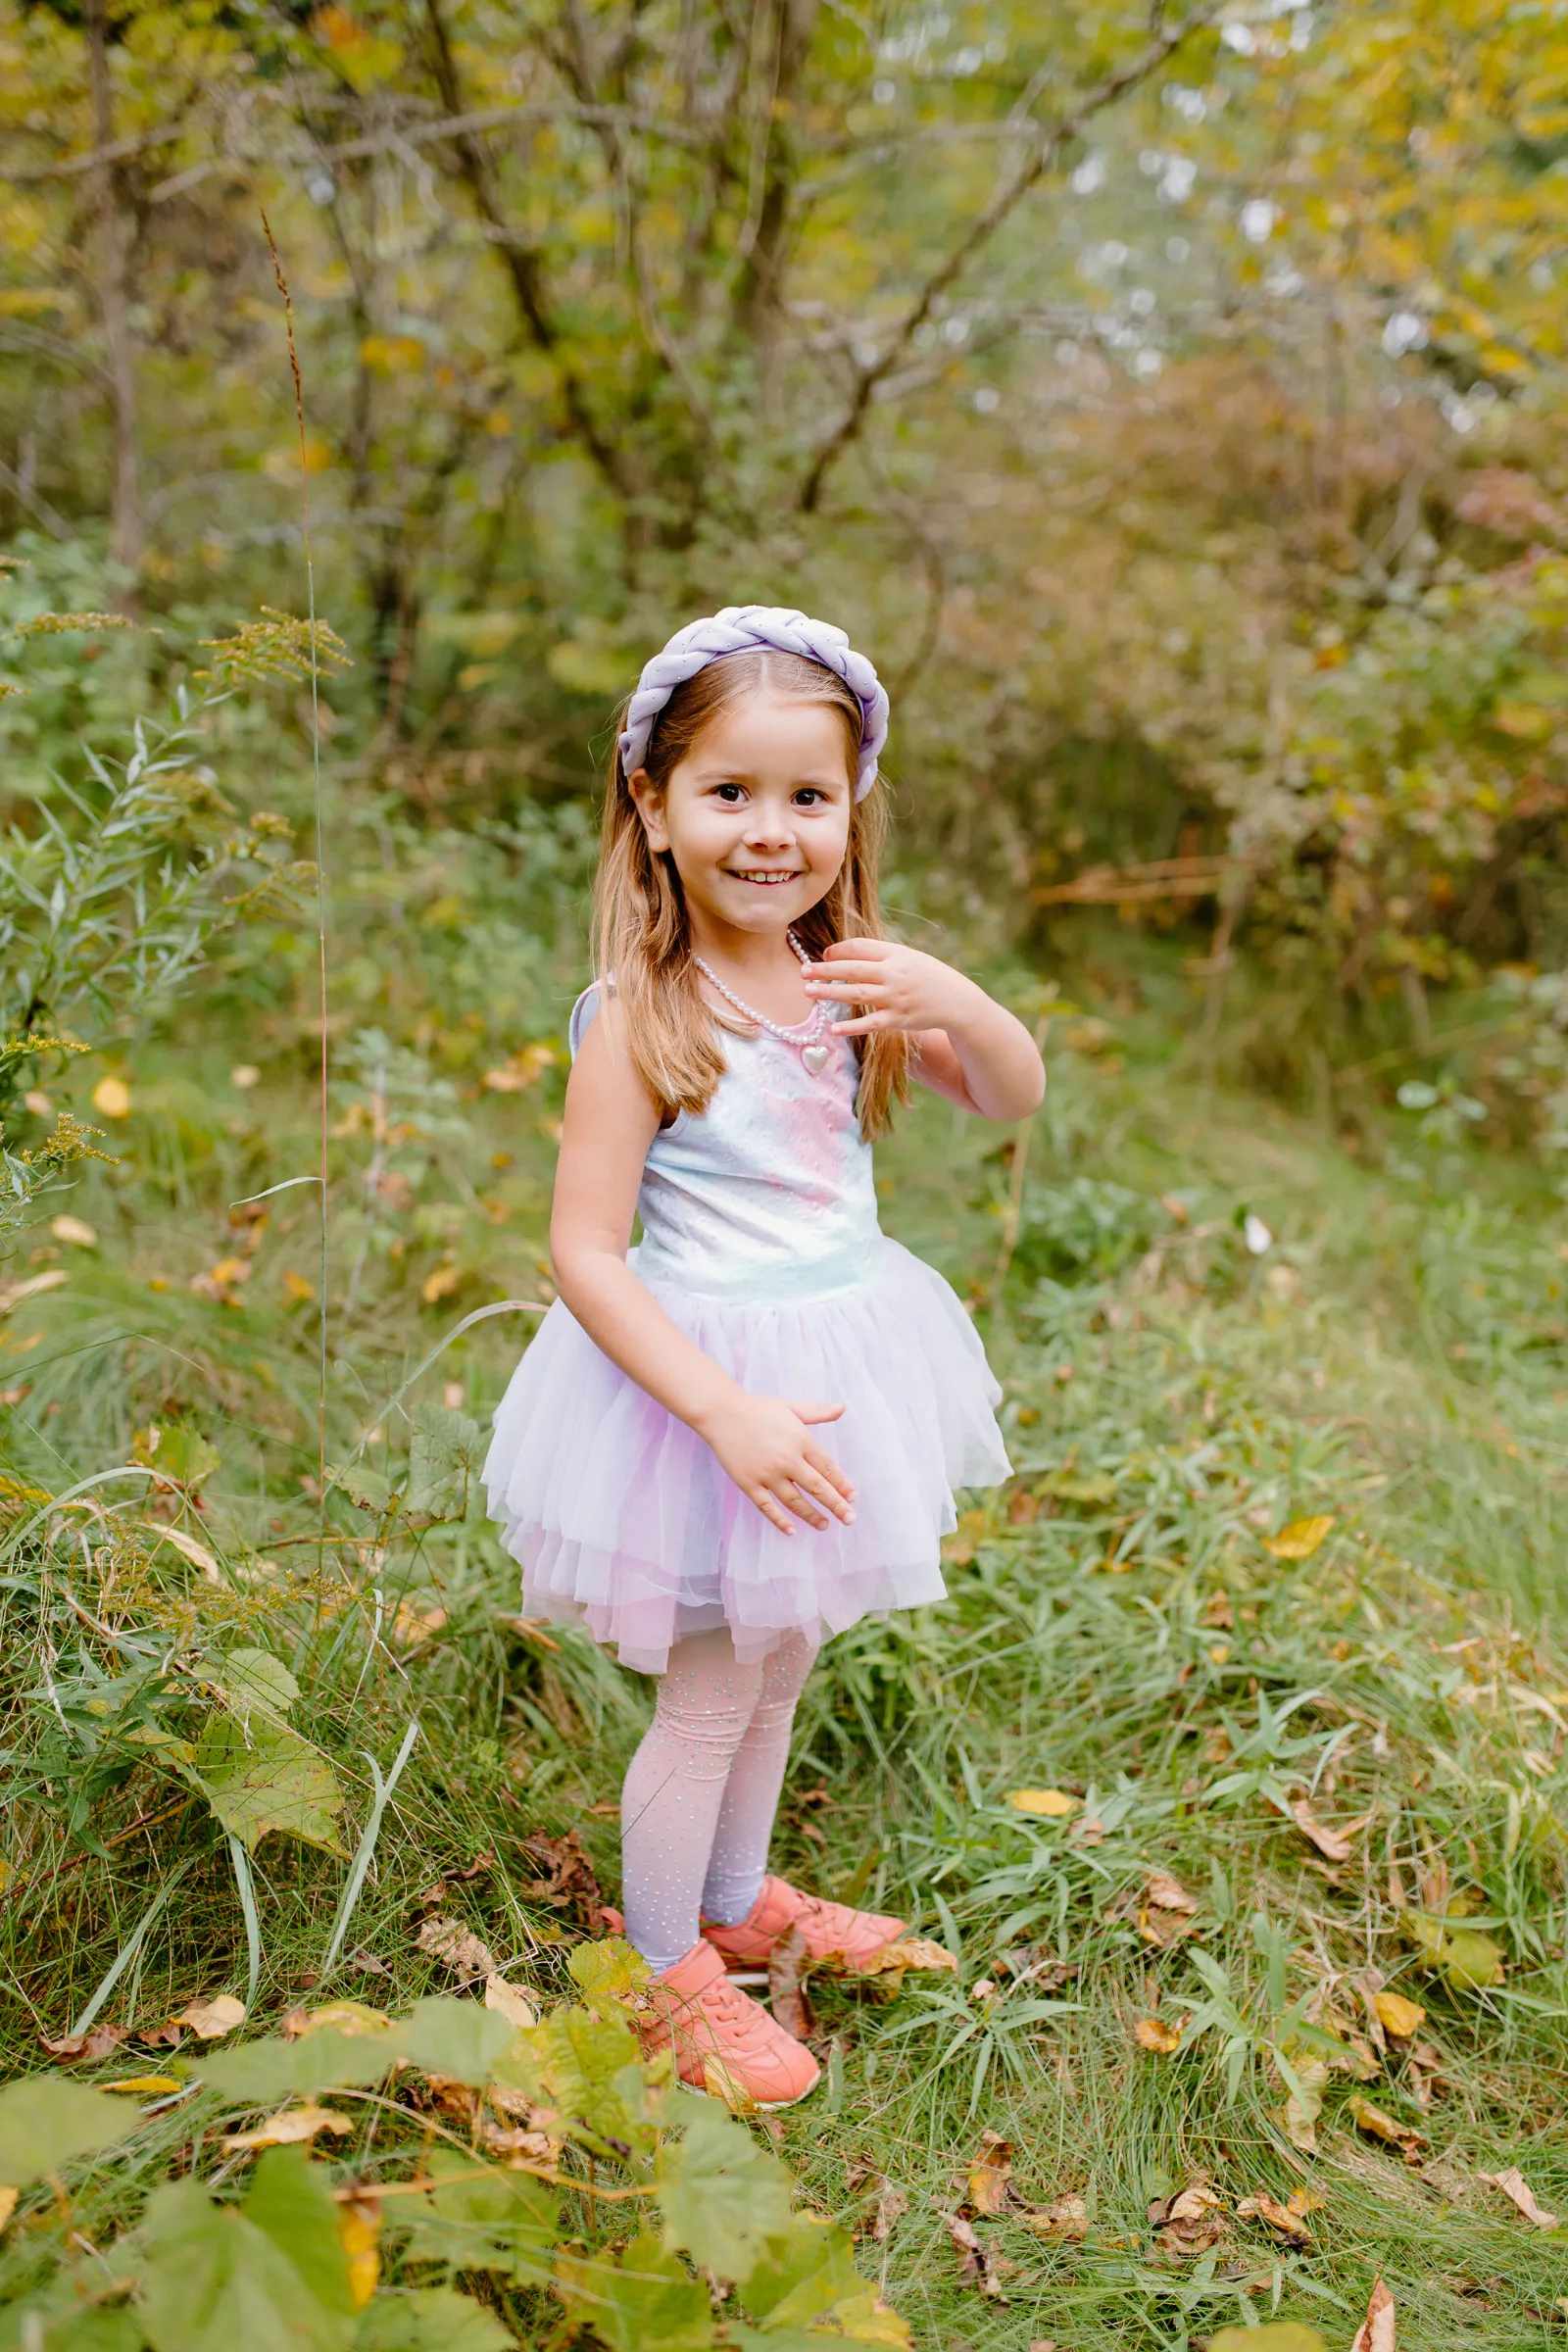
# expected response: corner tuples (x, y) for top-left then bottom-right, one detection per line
(1149, 2180), (1226, 2259)
(421, 1261), (462, 1303)
(1263, 1514), (1335, 1560)
(1237, 2187), (1319, 2242)
(50, 1215), (97, 1248)
(1135, 2017), (1184, 2053)
(516, 1827), (609, 1935)
(103, 2076), (181, 2097)
(942, 2211), (1009, 2302)
(391, 1598), (447, 1645)
(1401, 1909), (1504, 1992)
(1145, 1871), (1199, 1915)
(1289, 1796), (1368, 1864)
(966, 2131), (1011, 2216)
(1349, 2277), (1396, 2352)
(91, 1076), (132, 1119)
(1016, 2194), (1087, 2241)
(0, 2186), (15, 2233)
(157, 1524), (220, 1581)
(483, 2120), (563, 2162)
(415, 1914), (498, 1980)
(856, 1937), (958, 1978)
(39, 2024), (126, 2064)
(1282, 2056), (1328, 2154)
(1480, 2166), (1559, 2230)
(337, 2193), (380, 2308)
(0, 1269), (68, 1315)
(870, 2182), (908, 2241)
(221, 2104), (355, 2152)
(1210, 2328), (1327, 2352)
(1347, 2091), (1427, 2161)
(1005, 1788), (1078, 1818)
(414, 1850), (496, 1912)
(767, 1923), (816, 2043)
(1418, 2157), (1472, 2202)
(1373, 1990), (1426, 2041)
(172, 1994), (246, 2040)
(483, 1975), (540, 2030)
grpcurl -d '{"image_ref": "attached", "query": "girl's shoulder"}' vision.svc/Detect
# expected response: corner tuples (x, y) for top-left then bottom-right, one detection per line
(568, 982), (603, 1062)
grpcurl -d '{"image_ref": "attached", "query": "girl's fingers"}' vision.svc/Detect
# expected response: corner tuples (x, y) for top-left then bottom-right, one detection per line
(795, 1463), (855, 1524)
(804, 964), (888, 989)
(778, 1479), (829, 1530)
(790, 1398), (846, 1424)
(803, 1443), (856, 1502)
(821, 937), (891, 961)
(829, 1012), (896, 1036)
(754, 1488), (797, 1537)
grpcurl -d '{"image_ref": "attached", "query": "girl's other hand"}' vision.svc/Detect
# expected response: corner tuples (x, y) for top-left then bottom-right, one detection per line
(696, 1392), (857, 1536)
(802, 936), (985, 1036)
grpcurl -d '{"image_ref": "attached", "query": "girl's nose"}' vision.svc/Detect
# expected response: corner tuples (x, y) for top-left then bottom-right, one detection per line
(744, 805), (797, 849)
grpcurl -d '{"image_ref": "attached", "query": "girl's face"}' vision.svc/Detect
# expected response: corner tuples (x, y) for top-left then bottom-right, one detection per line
(629, 692), (854, 945)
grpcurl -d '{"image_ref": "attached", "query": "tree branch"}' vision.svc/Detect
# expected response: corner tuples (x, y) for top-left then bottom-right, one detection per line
(797, 4), (1222, 512)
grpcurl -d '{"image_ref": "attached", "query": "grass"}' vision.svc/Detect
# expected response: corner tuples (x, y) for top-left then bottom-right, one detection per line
(3, 918), (1568, 2349)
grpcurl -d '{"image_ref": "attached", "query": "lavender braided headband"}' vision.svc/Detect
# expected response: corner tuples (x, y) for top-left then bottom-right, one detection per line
(617, 604), (889, 801)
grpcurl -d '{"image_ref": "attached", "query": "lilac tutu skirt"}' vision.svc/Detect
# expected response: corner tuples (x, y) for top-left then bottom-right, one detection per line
(482, 1236), (1009, 1673)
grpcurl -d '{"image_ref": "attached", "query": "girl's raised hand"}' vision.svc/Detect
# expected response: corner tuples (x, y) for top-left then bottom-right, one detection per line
(695, 1392), (858, 1537)
(802, 936), (985, 1036)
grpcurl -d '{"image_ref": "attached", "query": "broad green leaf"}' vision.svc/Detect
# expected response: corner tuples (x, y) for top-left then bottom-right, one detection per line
(397, 1997), (516, 2089)
(355, 2289), (511, 2352)
(138, 2180), (353, 2352)
(405, 1403), (482, 1522)
(1209, 2330), (1327, 2352)
(242, 2147), (356, 2318)
(0, 2077), (137, 2185)
(554, 2230), (715, 2352)
(45, 2315), (146, 2352)
(393, 2151), (555, 2282)
(213, 1648), (300, 1722)
(657, 2102), (794, 2281)
(193, 1711), (345, 1854)
(204, 2030), (398, 2103)
(566, 1935), (651, 2007)
(516, 2008), (650, 2152)
(328, 1465), (400, 1517)
(736, 2220), (866, 2328)
(1402, 1909), (1505, 1991)
(0, 2299), (145, 2352)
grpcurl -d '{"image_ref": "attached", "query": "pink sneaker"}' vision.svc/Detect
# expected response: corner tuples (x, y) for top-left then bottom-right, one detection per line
(642, 1938), (820, 2110)
(703, 1876), (906, 1973)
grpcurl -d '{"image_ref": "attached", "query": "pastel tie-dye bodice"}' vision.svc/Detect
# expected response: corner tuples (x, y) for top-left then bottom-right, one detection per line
(570, 986), (880, 1303)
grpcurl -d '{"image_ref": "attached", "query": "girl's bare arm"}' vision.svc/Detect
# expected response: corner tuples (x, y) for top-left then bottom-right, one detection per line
(803, 938), (1045, 1119)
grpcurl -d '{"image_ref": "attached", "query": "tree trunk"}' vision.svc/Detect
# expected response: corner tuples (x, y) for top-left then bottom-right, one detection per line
(84, 0), (140, 583)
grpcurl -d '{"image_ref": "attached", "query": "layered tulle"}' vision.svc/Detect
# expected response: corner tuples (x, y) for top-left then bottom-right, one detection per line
(482, 1238), (1008, 1673)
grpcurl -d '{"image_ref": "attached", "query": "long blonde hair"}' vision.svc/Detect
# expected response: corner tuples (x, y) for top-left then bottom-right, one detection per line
(593, 647), (910, 1139)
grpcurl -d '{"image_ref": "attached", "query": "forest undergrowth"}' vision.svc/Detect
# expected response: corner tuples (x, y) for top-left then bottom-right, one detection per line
(3, 888), (1567, 2348)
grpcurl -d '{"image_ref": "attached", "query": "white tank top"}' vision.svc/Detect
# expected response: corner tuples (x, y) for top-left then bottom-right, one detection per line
(570, 985), (882, 1304)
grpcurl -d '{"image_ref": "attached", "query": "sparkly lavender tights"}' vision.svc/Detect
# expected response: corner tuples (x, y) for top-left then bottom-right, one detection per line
(619, 1625), (818, 1975)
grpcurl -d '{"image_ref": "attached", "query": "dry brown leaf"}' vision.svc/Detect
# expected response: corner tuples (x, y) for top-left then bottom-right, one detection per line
(1005, 1788), (1078, 1818)
(221, 2104), (355, 2152)
(1282, 2056), (1328, 2154)
(483, 1975), (541, 2030)
(942, 2211), (1010, 2302)
(413, 1850), (495, 1913)
(173, 1993), (247, 2039)
(1149, 2180), (1227, 2260)
(767, 1923), (816, 2043)
(1070, 1813), (1104, 1845)
(415, 1914), (498, 1980)
(870, 2182), (908, 2241)
(1289, 1796), (1368, 1864)
(1263, 1514), (1335, 1560)
(1480, 2166), (1560, 2230)
(39, 2023), (126, 2064)
(1134, 2016), (1185, 2054)
(1373, 1990), (1426, 2041)
(158, 1525), (220, 1581)
(1145, 1871), (1199, 1915)
(1347, 2092), (1427, 2161)
(283, 2000), (394, 2041)
(483, 2122), (563, 2163)
(1236, 2186), (1321, 2242)
(516, 1827), (609, 1935)
(856, 1936), (957, 1979)
(966, 2130), (1012, 2216)
(1016, 2194), (1087, 2241)
(1349, 2277), (1396, 2352)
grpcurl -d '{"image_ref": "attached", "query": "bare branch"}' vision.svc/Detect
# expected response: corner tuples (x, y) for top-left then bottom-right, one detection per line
(797, 4), (1222, 511)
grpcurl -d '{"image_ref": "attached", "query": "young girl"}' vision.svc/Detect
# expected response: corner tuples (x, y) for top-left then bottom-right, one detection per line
(484, 606), (1044, 2107)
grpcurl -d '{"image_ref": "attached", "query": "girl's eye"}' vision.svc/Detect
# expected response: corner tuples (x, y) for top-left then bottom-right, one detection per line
(794, 788), (824, 806)
(713, 783), (745, 803)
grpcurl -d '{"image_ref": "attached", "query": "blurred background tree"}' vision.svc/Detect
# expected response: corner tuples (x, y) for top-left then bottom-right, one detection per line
(5, 0), (1568, 1147)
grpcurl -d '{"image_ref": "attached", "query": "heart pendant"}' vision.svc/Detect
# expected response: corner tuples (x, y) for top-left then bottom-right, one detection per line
(801, 1043), (830, 1075)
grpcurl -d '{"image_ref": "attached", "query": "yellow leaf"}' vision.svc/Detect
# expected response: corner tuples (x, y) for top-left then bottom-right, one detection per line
(421, 1261), (462, 1303)
(262, 441), (332, 479)
(1281, 2056), (1327, 2153)
(1347, 2091), (1427, 2159)
(1005, 1788), (1078, 1817)
(1494, 703), (1556, 740)
(50, 1215), (97, 1248)
(1134, 2017), (1184, 2053)
(0, 2185), (16, 2233)
(220, 2104), (355, 2152)
(337, 2195), (381, 2306)
(1263, 1514), (1335, 1559)
(174, 1994), (247, 2039)
(360, 334), (426, 374)
(282, 1270), (316, 1305)
(856, 1936), (957, 1978)
(103, 2076), (181, 2096)
(1373, 1989), (1426, 2040)
(484, 1975), (541, 2030)
(966, 2131), (1010, 2215)
(90, 1077), (132, 1119)
(158, 1526), (220, 1582)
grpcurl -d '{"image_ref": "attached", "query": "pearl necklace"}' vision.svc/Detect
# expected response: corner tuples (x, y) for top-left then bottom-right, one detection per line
(691, 930), (834, 1076)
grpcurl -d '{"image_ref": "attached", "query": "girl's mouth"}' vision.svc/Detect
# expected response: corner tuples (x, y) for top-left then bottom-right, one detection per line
(726, 869), (802, 885)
